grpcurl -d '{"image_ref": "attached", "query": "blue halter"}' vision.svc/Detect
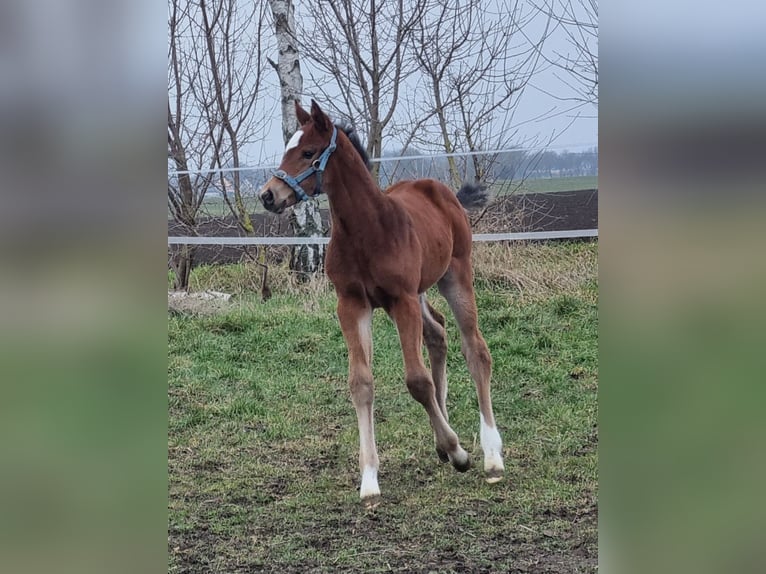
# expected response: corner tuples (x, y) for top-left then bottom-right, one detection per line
(272, 126), (338, 202)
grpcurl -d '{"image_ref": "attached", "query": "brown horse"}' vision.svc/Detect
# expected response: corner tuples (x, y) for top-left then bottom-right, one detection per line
(260, 100), (504, 507)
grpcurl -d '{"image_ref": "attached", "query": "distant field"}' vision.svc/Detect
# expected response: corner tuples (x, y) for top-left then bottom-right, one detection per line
(493, 175), (598, 196)
(173, 195), (331, 219)
(168, 241), (598, 573)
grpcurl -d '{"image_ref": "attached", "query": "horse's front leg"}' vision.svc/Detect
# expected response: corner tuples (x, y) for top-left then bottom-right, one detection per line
(337, 295), (380, 507)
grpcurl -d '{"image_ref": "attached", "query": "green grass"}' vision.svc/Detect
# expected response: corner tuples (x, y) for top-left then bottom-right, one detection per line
(493, 175), (598, 196)
(168, 242), (598, 572)
(170, 195), (332, 219)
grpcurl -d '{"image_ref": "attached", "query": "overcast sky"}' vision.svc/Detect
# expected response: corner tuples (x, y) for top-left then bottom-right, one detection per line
(231, 1), (599, 167)
(285, 56), (599, 157)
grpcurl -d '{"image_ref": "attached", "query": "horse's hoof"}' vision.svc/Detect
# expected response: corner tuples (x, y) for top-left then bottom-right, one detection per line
(436, 447), (450, 463)
(362, 494), (381, 510)
(452, 453), (472, 473)
(485, 468), (504, 483)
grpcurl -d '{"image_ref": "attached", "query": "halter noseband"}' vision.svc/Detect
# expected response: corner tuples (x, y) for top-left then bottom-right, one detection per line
(272, 125), (338, 203)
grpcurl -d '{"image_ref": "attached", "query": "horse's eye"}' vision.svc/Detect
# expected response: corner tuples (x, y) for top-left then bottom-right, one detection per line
(302, 150), (315, 159)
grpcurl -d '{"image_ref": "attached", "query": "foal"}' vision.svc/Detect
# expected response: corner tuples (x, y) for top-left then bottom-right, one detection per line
(260, 100), (504, 506)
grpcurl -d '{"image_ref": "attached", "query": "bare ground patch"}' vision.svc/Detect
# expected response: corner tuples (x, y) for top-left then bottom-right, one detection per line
(168, 290), (235, 316)
(168, 438), (598, 573)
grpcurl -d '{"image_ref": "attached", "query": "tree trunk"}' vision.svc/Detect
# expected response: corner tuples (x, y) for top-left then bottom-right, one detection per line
(171, 245), (194, 291)
(269, 0), (325, 280)
(368, 120), (383, 184)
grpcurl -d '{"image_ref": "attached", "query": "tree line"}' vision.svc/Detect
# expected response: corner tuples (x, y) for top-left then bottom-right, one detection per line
(378, 146), (597, 186)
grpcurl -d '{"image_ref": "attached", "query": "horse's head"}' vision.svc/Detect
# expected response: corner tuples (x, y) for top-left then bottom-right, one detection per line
(259, 100), (337, 213)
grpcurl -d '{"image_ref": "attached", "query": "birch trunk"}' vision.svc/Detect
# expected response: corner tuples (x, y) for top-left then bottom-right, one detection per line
(269, 0), (325, 280)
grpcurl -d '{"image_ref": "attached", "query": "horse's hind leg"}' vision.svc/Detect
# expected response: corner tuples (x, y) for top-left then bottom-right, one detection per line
(390, 295), (470, 472)
(420, 295), (450, 463)
(438, 258), (505, 483)
(337, 295), (381, 507)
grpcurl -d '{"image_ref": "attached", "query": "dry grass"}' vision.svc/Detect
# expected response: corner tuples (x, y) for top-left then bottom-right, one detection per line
(471, 241), (598, 303)
(170, 259), (335, 315)
(171, 241), (598, 314)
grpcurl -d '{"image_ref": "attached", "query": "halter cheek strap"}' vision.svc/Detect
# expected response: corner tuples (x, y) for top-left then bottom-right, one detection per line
(273, 125), (338, 202)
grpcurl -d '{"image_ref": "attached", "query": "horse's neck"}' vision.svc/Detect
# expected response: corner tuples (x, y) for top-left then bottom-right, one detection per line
(325, 146), (386, 237)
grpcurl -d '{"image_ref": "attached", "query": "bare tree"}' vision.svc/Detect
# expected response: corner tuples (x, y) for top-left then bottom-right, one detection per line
(530, 0), (598, 106)
(168, 0), (224, 290)
(298, 0), (427, 181)
(405, 0), (552, 188)
(268, 0), (303, 146)
(168, 0), (271, 292)
(198, 0), (269, 232)
(268, 0), (325, 279)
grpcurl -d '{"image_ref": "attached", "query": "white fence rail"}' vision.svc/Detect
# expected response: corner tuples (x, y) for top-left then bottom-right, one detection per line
(167, 229), (598, 245)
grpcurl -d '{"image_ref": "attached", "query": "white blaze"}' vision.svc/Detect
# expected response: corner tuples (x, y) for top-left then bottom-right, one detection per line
(285, 129), (303, 151)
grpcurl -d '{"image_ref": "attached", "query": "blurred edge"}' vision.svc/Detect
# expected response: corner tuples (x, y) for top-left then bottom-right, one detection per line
(1, 1), (766, 573)
(601, 2), (766, 573)
(0, 1), (166, 574)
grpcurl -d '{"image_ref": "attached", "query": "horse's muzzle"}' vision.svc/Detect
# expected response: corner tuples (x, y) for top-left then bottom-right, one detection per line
(260, 188), (275, 208)
(259, 187), (286, 213)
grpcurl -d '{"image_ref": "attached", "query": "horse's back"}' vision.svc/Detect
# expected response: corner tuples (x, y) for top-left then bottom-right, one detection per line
(385, 178), (464, 224)
(386, 179), (472, 259)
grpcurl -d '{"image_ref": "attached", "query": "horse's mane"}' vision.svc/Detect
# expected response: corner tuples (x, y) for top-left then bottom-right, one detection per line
(335, 121), (372, 173)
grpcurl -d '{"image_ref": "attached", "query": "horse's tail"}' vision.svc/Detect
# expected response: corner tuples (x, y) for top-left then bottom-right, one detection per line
(456, 182), (490, 210)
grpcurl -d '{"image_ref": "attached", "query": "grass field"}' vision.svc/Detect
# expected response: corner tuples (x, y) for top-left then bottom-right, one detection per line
(187, 195), (332, 219)
(168, 241), (598, 572)
(493, 176), (598, 196)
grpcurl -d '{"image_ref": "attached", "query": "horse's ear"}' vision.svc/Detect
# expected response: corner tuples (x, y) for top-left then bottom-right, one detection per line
(310, 99), (331, 132)
(295, 101), (311, 125)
